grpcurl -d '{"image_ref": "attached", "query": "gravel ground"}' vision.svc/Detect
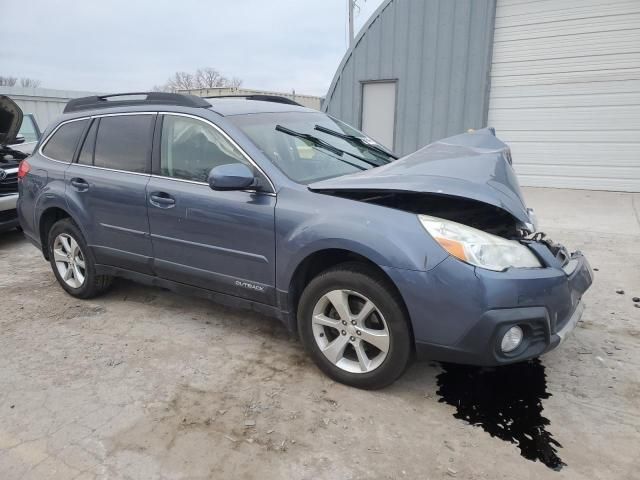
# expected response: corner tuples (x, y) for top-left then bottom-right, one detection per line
(0, 187), (639, 480)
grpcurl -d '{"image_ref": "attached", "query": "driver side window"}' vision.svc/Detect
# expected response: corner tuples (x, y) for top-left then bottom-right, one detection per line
(160, 115), (249, 182)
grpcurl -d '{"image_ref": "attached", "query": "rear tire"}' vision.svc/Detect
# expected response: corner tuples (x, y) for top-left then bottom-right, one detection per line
(47, 218), (112, 299)
(298, 262), (412, 389)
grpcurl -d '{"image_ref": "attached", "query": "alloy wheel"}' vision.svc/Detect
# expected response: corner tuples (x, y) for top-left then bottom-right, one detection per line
(53, 233), (86, 289)
(311, 289), (390, 373)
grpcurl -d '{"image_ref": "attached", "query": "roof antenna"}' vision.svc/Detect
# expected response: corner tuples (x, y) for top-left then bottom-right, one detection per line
(348, 0), (355, 47)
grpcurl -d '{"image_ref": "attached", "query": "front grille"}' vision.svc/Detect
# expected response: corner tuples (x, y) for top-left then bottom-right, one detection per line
(0, 171), (18, 194)
(0, 208), (17, 223)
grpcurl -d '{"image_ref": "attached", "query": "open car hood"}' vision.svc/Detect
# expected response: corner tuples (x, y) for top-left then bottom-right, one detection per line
(0, 95), (23, 146)
(309, 128), (534, 228)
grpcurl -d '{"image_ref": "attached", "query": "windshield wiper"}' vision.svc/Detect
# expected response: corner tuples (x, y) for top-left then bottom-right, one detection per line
(276, 125), (344, 156)
(276, 125), (382, 169)
(314, 125), (397, 160)
(275, 125), (367, 170)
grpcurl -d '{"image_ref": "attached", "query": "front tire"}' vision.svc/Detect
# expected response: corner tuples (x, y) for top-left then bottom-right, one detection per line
(47, 218), (112, 299)
(298, 262), (412, 389)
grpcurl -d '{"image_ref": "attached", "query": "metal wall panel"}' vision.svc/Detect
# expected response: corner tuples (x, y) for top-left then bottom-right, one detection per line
(0, 87), (103, 132)
(488, 0), (640, 192)
(323, 0), (496, 156)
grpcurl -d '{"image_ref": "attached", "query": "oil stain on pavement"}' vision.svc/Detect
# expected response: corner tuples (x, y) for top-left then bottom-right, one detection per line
(436, 359), (565, 471)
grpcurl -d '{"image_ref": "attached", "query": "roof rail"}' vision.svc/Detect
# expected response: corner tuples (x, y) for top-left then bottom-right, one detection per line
(63, 92), (211, 113)
(205, 94), (304, 107)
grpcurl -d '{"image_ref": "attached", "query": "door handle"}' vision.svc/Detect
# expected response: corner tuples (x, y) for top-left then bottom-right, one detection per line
(149, 192), (176, 208)
(70, 177), (89, 191)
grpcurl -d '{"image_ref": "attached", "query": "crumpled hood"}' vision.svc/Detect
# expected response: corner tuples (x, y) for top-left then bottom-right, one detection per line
(309, 128), (534, 228)
(0, 95), (23, 146)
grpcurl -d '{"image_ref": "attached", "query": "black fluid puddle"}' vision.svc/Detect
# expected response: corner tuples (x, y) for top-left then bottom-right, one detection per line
(436, 358), (565, 471)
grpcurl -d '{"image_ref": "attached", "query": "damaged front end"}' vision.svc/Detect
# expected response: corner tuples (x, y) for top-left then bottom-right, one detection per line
(309, 127), (538, 240)
(308, 128), (593, 364)
(308, 127), (588, 276)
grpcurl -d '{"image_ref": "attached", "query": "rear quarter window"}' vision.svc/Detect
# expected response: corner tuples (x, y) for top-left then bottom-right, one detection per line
(42, 119), (88, 162)
(93, 115), (153, 173)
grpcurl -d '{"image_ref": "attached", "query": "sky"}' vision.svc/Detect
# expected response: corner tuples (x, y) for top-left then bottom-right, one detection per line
(1, 0), (384, 96)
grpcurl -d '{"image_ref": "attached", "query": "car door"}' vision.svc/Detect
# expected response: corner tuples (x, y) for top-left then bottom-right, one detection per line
(65, 113), (155, 274)
(147, 113), (276, 305)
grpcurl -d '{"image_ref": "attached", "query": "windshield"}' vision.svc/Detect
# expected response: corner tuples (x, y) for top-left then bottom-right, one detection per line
(229, 112), (395, 183)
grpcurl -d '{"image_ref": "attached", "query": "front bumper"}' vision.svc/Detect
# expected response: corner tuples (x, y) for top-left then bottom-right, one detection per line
(384, 245), (593, 366)
(0, 193), (18, 211)
(0, 194), (19, 232)
(414, 297), (587, 366)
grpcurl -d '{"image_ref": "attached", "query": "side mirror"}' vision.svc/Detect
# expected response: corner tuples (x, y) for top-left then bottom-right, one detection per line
(13, 134), (25, 145)
(208, 163), (256, 191)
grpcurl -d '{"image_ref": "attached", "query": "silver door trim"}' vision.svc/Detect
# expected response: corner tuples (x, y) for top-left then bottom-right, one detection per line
(69, 162), (151, 177)
(148, 174), (276, 197)
(38, 111), (277, 194)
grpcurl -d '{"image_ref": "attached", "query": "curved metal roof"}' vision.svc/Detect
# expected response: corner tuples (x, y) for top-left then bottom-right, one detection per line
(322, 0), (496, 156)
(323, 0), (395, 111)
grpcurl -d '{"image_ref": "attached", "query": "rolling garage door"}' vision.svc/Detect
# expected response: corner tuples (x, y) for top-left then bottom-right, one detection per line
(488, 0), (640, 192)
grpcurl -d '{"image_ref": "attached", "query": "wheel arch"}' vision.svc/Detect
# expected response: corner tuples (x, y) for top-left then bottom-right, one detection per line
(38, 206), (74, 260)
(286, 248), (414, 346)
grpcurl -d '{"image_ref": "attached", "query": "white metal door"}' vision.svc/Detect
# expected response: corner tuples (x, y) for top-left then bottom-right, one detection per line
(488, 0), (640, 192)
(361, 82), (396, 150)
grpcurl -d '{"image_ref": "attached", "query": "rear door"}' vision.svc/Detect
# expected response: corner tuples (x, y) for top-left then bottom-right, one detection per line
(65, 113), (155, 273)
(146, 113), (276, 305)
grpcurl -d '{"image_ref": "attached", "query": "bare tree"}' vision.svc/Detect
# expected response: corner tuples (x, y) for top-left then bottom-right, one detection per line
(156, 68), (242, 92)
(164, 71), (196, 91)
(0, 76), (18, 86)
(195, 68), (223, 88)
(0, 76), (42, 87)
(19, 77), (41, 88)
(151, 84), (171, 92)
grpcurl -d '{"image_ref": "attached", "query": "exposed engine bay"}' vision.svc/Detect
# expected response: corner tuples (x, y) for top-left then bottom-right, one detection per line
(1, 145), (28, 162)
(323, 189), (524, 238)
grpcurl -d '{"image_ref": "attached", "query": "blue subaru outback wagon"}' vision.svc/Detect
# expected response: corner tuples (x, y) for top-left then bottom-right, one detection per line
(12, 92), (592, 389)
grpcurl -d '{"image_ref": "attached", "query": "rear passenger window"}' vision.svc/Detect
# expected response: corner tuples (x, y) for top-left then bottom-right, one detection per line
(94, 115), (153, 173)
(42, 119), (88, 162)
(77, 119), (98, 165)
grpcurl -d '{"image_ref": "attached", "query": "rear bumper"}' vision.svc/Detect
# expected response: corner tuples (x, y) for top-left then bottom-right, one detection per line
(384, 248), (593, 366)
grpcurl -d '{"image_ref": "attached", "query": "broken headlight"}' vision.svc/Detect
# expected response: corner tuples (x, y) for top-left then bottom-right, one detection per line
(418, 215), (541, 272)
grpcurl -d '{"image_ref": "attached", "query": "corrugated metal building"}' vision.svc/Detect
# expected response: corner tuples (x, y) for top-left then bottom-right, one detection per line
(0, 87), (102, 131)
(324, 0), (640, 192)
(324, 0), (495, 155)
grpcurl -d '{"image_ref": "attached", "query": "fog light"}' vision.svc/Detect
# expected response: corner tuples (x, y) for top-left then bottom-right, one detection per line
(501, 326), (523, 353)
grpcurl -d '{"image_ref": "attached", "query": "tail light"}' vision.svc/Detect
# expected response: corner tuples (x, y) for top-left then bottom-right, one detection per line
(17, 159), (31, 180)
